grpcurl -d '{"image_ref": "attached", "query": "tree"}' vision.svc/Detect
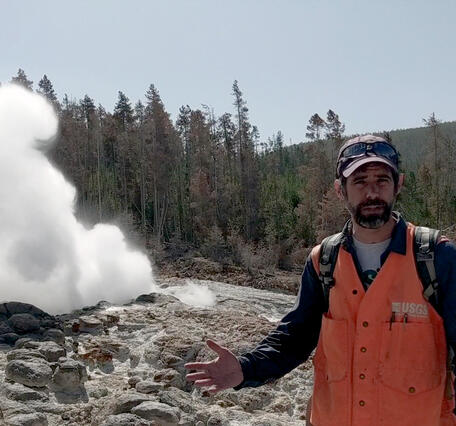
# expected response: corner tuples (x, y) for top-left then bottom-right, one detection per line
(306, 113), (325, 141)
(325, 109), (345, 164)
(11, 68), (33, 90)
(37, 75), (59, 108)
(113, 91), (134, 131)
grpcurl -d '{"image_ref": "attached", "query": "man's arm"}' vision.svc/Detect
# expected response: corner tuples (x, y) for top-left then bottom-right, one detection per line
(235, 254), (326, 389)
(435, 239), (456, 356)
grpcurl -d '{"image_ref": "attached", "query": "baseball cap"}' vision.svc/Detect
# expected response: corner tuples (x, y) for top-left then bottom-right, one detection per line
(336, 134), (399, 178)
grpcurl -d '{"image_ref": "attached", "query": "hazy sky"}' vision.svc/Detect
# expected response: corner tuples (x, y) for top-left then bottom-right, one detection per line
(1, 0), (454, 144)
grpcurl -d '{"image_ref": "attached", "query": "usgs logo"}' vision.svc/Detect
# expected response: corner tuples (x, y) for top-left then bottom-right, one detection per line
(392, 302), (429, 317)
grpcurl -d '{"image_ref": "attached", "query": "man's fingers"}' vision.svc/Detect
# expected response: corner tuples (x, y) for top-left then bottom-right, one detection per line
(206, 339), (226, 356)
(186, 372), (210, 382)
(184, 361), (211, 371)
(194, 378), (215, 388)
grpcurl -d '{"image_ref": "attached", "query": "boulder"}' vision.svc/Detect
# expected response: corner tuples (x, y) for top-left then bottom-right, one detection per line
(131, 401), (181, 425)
(5, 359), (53, 388)
(38, 341), (66, 363)
(101, 413), (151, 426)
(1, 382), (48, 402)
(6, 412), (48, 426)
(112, 393), (152, 415)
(52, 358), (87, 391)
(79, 316), (104, 334)
(8, 313), (40, 334)
(135, 380), (165, 394)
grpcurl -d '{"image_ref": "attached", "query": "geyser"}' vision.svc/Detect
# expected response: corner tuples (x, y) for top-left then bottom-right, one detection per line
(0, 84), (157, 314)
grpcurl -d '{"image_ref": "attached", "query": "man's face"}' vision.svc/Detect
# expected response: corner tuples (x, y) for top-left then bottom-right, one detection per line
(337, 163), (401, 229)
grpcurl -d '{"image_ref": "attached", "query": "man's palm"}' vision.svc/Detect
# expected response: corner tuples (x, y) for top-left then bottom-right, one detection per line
(185, 339), (243, 394)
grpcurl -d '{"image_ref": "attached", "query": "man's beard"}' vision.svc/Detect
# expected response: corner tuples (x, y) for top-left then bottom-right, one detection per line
(347, 199), (394, 229)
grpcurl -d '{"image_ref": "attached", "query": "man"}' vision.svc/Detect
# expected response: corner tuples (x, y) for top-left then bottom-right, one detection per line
(185, 135), (456, 425)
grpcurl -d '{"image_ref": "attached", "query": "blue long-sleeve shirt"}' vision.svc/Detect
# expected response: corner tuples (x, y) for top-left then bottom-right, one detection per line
(236, 214), (456, 388)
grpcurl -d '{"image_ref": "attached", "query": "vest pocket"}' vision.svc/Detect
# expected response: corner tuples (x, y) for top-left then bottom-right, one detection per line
(312, 315), (350, 426)
(379, 321), (445, 394)
(314, 315), (348, 382)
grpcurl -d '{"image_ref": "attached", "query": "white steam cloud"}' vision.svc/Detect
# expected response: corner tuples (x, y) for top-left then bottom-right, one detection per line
(0, 85), (215, 314)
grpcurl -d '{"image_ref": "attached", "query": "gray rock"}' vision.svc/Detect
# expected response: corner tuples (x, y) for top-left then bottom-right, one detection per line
(0, 321), (13, 334)
(8, 313), (40, 334)
(79, 316), (103, 334)
(135, 294), (157, 303)
(14, 337), (34, 348)
(52, 358), (87, 391)
(100, 413), (151, 426)
(38, 341), (66, 362)
(1, 382), (48, 402)
(6, 412), (48, 426)
(135, 380), (164, 394)
(43, 328), (65, 345)
(131, 400), (181, 425)
(158, 388), (195, 414)
(0, 333), (20, 344)
(112, 393), (152, 414)
(5, 359), (53, 388)
(16, 340), (41, 350)
(89, 388), (108, 399)
(7, 348), (46, 362)
(128, 376), (142, 388)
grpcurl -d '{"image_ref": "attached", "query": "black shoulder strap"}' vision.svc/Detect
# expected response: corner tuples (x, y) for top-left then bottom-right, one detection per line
(414, 226), (441, 308)
(318, 232), (343, 310)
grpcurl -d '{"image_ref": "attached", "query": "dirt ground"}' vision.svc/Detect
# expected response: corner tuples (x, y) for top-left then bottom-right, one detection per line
(156, 256), (302, 296)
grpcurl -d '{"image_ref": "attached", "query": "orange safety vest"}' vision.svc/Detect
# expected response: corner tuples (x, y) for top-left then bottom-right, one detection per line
(309, 223), (456, 426)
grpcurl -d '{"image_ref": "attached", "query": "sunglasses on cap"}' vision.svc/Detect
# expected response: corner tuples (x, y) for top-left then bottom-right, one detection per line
(337, 141), (399, 177)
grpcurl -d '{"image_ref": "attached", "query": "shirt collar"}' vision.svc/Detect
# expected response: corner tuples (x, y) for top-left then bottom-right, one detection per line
(341, 211), (407, 256)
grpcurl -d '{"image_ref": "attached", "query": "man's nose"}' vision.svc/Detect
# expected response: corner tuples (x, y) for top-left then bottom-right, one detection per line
(366, 184), (380, 199)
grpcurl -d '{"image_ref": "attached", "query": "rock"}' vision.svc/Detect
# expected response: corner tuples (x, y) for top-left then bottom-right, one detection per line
(135, 380), (164, 394)
(135, 294), (157, 303)
(38, 341), (66, 362)
(0, 321), (14, 334)
(6, 412), (48, 426)
(158, 388), (195, 414)
(0, 333), (20, 344)
(8, 313), (41, 334)
(100, 413), (151, 426)
(52, 358), (87, 391)
(112, 393), (152, 414)
(117, 322), (146, 332)
(1, 382), (48, 402)
(153, 368), (185, 389)
(14, 337), (34, 348)
(5, 359), (53, 388)
(16, 339), (40, 350)
(7, 348), (47, 362)
(43, 328), (65, 345)
(79, 316), (103, 334)
(131, 400), (181, 425)
(89, 388), (108, 399)
(128, 376), (142, 388)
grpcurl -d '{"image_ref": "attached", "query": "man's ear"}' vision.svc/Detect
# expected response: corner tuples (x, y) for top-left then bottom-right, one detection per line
(334, 179), (345, 201)
(396, 173), (405, 195)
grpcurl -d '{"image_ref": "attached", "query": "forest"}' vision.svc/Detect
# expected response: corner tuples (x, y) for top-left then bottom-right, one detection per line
(6, 69), (456, 272)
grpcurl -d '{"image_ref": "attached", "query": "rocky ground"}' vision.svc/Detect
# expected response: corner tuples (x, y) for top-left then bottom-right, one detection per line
(0, 277), (313, 426)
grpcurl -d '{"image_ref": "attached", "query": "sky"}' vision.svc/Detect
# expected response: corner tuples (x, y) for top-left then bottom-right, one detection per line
(1, 0), (455, 145)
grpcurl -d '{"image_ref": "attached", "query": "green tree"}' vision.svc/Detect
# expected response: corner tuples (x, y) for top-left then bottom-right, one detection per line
(11, 68), (33, 90)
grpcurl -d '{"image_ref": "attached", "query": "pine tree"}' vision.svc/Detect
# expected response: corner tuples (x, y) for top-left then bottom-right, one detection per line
(11, 68), (33, 90)
(37, 75), (59, 107)
(306, 113), (325, 141)
(113, 91), (133, 131)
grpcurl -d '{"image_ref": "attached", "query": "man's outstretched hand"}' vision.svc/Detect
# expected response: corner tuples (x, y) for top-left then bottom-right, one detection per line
(184, 339), (243, 394)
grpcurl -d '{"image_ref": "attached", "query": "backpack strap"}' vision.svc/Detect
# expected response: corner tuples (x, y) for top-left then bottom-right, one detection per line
(318, 232), (343, 311)
(414, 226), (441, 307)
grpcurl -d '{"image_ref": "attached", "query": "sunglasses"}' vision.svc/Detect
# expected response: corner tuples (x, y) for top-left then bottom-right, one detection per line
(337, 141), (399, 176)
